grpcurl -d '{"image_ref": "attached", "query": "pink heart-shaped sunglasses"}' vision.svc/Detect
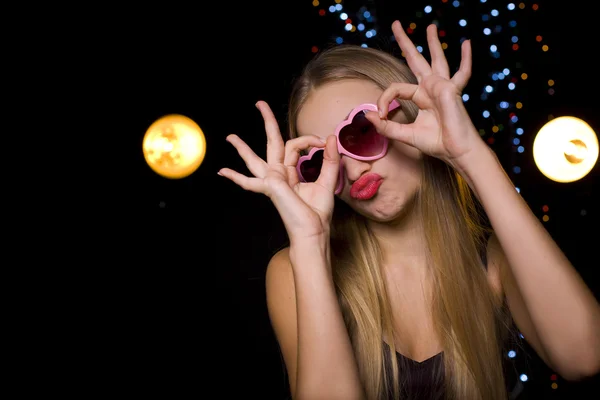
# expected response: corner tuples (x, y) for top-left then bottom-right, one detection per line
(296, 99), (401, 194)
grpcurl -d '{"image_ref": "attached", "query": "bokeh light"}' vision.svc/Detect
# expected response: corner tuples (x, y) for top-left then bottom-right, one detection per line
(142, 114), (207, 179)
(533, 116), (599, 182)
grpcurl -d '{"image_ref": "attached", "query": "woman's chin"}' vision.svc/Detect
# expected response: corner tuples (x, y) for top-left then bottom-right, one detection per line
(361, 193), (418, 224)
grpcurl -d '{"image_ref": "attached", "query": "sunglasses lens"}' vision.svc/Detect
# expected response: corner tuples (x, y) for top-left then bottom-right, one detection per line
(339, 111), (386, 157)
(299, 149), (324, 182)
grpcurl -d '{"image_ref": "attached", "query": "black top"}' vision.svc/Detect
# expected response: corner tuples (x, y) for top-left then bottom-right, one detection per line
(383, 346), (517, 400)
(383, 343), (445, 400)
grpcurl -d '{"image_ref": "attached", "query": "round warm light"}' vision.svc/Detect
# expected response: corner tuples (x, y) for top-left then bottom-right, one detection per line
(532, 116), (598, 182)
(142, 114), (206, 179)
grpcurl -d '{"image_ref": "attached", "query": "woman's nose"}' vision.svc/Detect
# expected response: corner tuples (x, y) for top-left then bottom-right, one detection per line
(341, 155), (371, 183)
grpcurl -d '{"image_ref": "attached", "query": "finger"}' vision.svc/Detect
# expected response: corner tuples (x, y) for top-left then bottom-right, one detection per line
(392, 20), (432, 82)
(365, 112), (416, 147)
(451, 39), (472, 90)
(218, 168), (266, 193)
(283, 135), (326, 167)
(315, 135), (341, 193)
(225, 134), (268, 178)
(256, 101), (285, 165)
(426, 24), (450, 79)
(377, 82), (418, 119)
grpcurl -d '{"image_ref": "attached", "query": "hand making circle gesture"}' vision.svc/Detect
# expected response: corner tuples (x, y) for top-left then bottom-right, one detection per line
(219, 101), (340, 243)
(366, 21), (481, 168)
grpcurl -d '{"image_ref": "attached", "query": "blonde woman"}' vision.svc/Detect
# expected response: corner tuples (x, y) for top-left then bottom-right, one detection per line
(219, 21), (600, 399)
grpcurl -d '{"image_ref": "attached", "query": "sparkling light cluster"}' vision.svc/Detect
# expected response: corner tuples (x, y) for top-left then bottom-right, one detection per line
(461, 0), (550, 196)
(428, 2), (553, 197)
(311, 0), (379, 52)
(406, 1), (551, 195)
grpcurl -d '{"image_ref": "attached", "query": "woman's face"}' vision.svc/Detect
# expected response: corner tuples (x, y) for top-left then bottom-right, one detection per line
(296, 79), (423, 223)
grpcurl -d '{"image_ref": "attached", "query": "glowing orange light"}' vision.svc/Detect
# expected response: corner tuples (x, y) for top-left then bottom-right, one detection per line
(532, 4), (539, 10)
(441, 43), (448, 50)
(536, 35), (543, 42)
(548, 79), (554, 86)
(519, 2), (525, 9)
(409, 22), (416, 29)
(512, 44), (519, 50)
(312, 0), (319, 6)
(521, 73), (528, 80)
(542, 44), (549, 52)
(543, 215), (549, 222)
(516, 102), (523, 109)
(143, 114), (206, 179)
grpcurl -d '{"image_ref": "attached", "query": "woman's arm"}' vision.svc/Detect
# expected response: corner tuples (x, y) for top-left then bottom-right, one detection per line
(457, 139), (600, 381)
(266, 242), (365, 399)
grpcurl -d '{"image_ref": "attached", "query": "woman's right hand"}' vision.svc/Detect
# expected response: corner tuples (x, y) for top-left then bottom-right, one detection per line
(218, 101), (341, 244)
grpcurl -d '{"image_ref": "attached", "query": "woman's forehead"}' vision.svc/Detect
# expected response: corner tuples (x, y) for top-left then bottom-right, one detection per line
(296, 80), (383, 139)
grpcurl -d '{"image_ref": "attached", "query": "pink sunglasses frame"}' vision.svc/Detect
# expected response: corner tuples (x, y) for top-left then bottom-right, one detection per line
(296, 99), (401, 194)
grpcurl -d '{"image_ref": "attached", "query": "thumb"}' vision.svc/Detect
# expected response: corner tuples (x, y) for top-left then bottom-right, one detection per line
(315, 135), (341, 192)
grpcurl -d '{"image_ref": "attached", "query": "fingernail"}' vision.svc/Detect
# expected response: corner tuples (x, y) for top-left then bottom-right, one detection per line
(217, 170), (223, 176)
(379, 110), (384, 118)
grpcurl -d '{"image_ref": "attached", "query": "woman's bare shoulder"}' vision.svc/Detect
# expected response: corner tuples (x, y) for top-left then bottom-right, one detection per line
(266, 246), (293, 288)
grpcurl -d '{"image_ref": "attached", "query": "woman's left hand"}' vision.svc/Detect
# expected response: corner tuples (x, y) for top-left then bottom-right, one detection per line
(366, 21), (483, 169)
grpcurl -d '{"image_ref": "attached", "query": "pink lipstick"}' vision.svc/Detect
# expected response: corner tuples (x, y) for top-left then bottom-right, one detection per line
(350, 173), (383, 200)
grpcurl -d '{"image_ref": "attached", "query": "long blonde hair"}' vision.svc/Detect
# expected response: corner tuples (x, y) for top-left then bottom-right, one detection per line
(287, 45), (515, 399)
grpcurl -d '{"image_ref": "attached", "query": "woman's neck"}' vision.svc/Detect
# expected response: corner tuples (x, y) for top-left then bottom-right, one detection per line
(368, 205), (428, 268)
